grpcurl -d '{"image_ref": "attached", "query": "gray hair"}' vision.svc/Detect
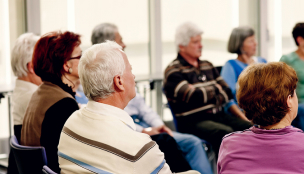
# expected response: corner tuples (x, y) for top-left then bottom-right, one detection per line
(78, 40), (125, 101)
(11, 33), (39, 77)
(227, 26), (255, 54)
(91, 23), (118, 45)
(175, 22), (203, 52)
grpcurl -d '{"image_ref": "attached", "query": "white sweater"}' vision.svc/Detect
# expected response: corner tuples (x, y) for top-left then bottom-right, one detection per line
(58, 101), (172, 174)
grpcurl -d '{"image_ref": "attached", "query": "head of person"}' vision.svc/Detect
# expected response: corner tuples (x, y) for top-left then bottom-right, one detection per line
(11, 33), (42, 85)
(32, 31), (81, 86)
(292, 23), (304, 48)
(175, 22), (203, 59)
(79, 40), (135, 107)
(237, 62), (298, 127)
(91, 23), (126, 50)
(228, 26), (256, 57)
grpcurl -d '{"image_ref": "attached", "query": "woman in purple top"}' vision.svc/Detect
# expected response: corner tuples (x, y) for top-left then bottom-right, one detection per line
(217, 62), (304, 174)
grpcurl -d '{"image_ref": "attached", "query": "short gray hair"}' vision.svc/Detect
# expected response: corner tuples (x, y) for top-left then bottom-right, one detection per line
(91, 23), (118, 45)
(79, 40), (125, 101)
(227, 26), (255, 54)
(11, 33), (39, 77)
(175, 22), (203, 52)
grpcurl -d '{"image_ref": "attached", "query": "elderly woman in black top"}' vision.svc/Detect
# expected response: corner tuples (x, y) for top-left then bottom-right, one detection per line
(20, 31), (81, 173)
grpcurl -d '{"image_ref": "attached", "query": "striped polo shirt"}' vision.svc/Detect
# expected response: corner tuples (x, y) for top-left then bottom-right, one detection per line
(163, 53), (234, 123)
(58, 101), (172, 174)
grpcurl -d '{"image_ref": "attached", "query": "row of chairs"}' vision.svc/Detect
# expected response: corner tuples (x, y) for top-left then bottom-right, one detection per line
(9, 135), (56, 174)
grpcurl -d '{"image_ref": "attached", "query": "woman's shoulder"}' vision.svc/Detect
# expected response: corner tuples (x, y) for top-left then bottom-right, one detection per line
(256, 57), (267, 63)
(280, 52), (298, 63)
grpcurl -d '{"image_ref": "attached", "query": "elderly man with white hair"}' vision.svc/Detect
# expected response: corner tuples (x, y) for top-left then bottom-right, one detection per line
(58, 41), (199, 174)
(163, 22), (252, 156)
(10, 33), (42, 141)
(90, 23), (212, 174)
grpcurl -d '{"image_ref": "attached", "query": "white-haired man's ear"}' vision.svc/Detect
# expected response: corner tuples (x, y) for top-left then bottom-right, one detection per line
(179, 45), (186, 52)
(113, 75), (124, 91)
(27, 62), (35, 74)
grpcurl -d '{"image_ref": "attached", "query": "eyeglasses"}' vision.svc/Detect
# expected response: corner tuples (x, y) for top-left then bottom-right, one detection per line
(68, 55), (81, 60)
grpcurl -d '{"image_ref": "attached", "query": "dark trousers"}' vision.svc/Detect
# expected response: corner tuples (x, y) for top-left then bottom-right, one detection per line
(179, 112), (252, 157)
(151, 133), (191, 173)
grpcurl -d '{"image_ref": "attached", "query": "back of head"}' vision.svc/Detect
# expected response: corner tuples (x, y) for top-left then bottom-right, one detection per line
(237, 62), (298, 126)
(227, 26), (254, 54)
(32, 31), (81, 82)
(292, 22), (304, 46)
(91, 23), (118, 45)
(175, 22), (203, 52)
(11, 33), (40, 77)
(79, 40), (125, 101)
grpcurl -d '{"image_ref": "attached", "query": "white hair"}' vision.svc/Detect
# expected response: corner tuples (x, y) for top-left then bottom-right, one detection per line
(78, 40), (125, 101)
(11, 33), (40, 77)
(175, 22), (203, 52)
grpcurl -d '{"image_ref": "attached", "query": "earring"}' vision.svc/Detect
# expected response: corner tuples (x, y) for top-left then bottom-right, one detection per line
(290, 109), (292, 111)
(68, 68), (73, 74)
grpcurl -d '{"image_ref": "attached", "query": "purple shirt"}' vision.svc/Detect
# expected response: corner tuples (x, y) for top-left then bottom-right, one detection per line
(218, 126), (304, 174)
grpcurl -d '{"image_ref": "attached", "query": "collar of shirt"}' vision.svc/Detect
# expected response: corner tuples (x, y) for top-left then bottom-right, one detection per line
(177, 53), (201, 67)
(250, 125), (303, 135)
(84, 100), (136, 131)
(15, 79), (38, 92)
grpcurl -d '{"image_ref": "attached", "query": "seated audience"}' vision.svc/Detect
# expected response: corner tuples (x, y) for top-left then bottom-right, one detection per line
(163, 22), (251, 156)
(221, 26), (266, 101)
(58, 41), (199, 174)
(21, 31), (81, 173)
(280, 22), (304, 131)
(217, 62), (304, 174)
(125, 92), (213, 174)
(10, 33), (42, 142)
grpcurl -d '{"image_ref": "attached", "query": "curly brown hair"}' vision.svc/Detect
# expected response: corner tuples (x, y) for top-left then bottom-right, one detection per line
(237, 62), (298, 126)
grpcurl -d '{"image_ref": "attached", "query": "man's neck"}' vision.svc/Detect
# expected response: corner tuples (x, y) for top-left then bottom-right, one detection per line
(179, 52), (199, 68)
(18, 74), (38, 86)
(96, 93), (126, 110)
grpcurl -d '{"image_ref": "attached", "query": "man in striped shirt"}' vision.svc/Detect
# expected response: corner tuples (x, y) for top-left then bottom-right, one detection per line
(163, 22), (252, 156)
(58, 41), (198, 174)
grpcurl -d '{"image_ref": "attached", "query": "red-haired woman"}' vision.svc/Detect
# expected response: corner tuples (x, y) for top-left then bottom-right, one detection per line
(20, 31), (81, 173)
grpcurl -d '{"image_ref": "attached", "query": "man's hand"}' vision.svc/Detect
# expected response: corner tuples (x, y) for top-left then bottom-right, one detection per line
(158, 125), (174, 137)
(142, 125), (174, 137)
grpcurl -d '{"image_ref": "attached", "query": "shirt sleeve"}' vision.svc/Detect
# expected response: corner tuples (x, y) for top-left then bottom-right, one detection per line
(164, 68), (219, 105)
(221, 61), (237, 97)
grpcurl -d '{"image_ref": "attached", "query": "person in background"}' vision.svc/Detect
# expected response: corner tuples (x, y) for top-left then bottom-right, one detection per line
(221, 26), (267, 101)
(21, 31), (81, 173)
(91, 23), (211, 173)
(280, 22), (304, 131)
(10, 33), (42, 142)
(218, 62), (304, 174)
(163, 22), (251, 156)
(7, 33), (42, 174)
(58, 40), (199, 174)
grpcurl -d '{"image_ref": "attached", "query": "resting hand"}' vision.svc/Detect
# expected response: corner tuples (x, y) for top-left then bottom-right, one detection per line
(158, 125), (174, 137)
(142, 127), (161, 136)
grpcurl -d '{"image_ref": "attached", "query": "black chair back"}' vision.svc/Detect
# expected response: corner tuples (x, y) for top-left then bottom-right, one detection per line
(10, 135), (47, 174)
